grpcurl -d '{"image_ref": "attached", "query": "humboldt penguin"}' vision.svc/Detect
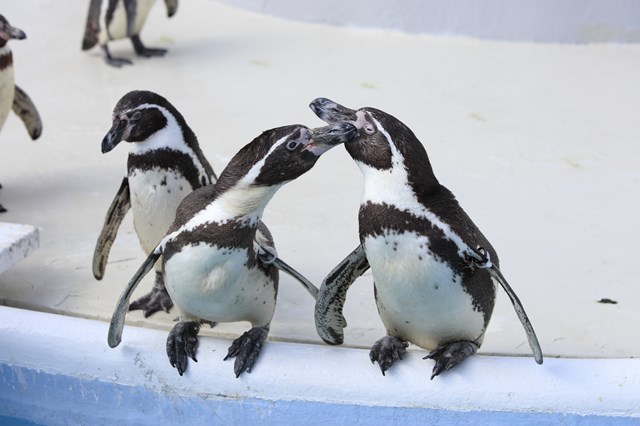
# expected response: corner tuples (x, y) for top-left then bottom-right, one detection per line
(107, 121), (357, 377)
(310, 97), (542, 379)
(0, 14), (43, 213)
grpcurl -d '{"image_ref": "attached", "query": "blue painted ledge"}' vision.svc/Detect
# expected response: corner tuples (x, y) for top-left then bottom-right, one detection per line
(0, 306), (638, 425)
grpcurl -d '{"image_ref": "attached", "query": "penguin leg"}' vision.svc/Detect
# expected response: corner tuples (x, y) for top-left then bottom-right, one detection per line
(130, 35), (167, 58)
(424, 340), (478, 380)
(101, 45), (132, 67)
(369, 335), (409, 376)
(166, 320), (200, 376)
(224, 326), (269, 378)
(129, 271), (174, 317)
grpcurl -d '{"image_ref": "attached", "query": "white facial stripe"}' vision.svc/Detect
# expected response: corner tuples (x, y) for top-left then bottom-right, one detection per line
(127, 104), (209, 184)
(360, 115), (477, 259)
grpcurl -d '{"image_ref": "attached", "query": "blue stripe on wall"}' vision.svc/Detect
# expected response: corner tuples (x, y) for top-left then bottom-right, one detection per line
(0, 364), (635, 425)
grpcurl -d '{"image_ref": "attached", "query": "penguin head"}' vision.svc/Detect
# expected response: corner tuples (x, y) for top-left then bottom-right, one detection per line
(101, 90), (186, 153)
(0, 15), (26, 47)
(310, 98), (438, 189)
(215, 122), (357, 193)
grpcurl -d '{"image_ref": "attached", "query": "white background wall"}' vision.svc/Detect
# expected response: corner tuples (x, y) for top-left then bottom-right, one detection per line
(218, 0), (640, 43)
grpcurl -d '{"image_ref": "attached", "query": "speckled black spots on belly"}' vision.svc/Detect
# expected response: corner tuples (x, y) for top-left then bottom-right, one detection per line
(360, 202), (465, 273)
(360, 201), (497, 325)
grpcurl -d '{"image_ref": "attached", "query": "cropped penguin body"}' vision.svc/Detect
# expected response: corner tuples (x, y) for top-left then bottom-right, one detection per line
(94, 90), (216, 317)
(0, 15), (43, 212)
(312, 98), (542, 379)
(107, 121), (357, 377)
(82, 0), (178, 67)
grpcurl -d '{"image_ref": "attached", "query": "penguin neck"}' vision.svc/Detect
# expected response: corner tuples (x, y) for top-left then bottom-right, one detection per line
(190, 181), (281, 230)
(357, 139), (441, 210)
(0, 46), (13, 71)
(218, 183), (280, 222)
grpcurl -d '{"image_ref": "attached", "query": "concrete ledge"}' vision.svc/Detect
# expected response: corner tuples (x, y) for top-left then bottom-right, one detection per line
(0, 306), (638, 424)
(0, 223), (39, 275)
(218, 0), (640, 43)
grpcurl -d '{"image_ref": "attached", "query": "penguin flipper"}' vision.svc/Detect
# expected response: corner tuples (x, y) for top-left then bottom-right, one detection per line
(82, 0), (101, 50)
(164, 0), (179, 17)
(254, 221), (319, 300)
(108, 248), (162, 348)
(93, 177), (131, 280)
(488, 266), (544, 365)
(262, 250), (319, 300)
(315, 244), (370, 345)
(12, 85), (42, 140)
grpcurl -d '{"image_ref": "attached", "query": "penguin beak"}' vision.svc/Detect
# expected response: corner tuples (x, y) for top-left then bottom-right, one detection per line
(101, 119), (130, 153)
(305, 122), (358, 156)
(309, 98), (358, 124)
(0, 22), (26, 41)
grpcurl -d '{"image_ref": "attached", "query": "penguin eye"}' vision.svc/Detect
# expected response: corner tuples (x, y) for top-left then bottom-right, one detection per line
(286, 140), (300, 151)
(364, 124), (376, 135)
(131, 111), (143, 121)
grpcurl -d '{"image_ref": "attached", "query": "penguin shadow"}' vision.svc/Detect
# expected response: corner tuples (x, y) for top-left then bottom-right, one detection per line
(83, 36), (244, 66)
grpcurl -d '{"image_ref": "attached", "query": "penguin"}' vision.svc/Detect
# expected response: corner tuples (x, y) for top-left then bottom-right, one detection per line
(82, 0), (178, 67)
(310, 98), (543, 379)
(0, 15), (43, 213)
(94, 90), (217, 318)
(107, 121), (357, 377)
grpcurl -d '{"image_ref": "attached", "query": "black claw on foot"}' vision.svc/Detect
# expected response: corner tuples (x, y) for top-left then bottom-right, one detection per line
(424, 341), (478, 380)
(131, 35), (167, 58)
(369, 336), (408, 376)
(166, 321), (200, 376)
(0, 204), (6, 213)
(129, 272), (173, 317)
(224, 326), (269, 378)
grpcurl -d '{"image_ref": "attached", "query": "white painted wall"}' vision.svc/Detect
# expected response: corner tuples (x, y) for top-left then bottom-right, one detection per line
(217, 0), (640, 43)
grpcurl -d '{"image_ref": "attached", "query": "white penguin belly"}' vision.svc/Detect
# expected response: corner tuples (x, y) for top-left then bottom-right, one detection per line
(99, 0), (157, 43)
(0, 63), (14, 130)
(163, 244), (276, 326)
(129, 168), (191, 254)
(364, 231), (485, 350)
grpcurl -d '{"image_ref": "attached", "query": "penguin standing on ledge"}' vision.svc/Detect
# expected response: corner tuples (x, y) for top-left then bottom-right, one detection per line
(107, 121), (357, 377)
(94, 90), (216, 317)
(310, 98), (542, 379)
(0, 15), (43, 213)
(82, 0), (178, 67)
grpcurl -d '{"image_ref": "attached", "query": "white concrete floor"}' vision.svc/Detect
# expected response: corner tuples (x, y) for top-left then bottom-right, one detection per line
(0, 0), (639, 359)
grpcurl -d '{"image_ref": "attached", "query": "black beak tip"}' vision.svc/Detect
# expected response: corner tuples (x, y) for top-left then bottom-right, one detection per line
(101, 137), (115, 154)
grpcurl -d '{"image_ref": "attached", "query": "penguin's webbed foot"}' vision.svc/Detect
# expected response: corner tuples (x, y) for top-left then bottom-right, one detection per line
(101, 45), (132, 67)
(166, 321), (200, 376)
(369, 336), (408, 376)
(131, 35), (167, 58)
(224, 326), (269, 377)
(424, 340), (478, 380)
(129, 272), (173, 317)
